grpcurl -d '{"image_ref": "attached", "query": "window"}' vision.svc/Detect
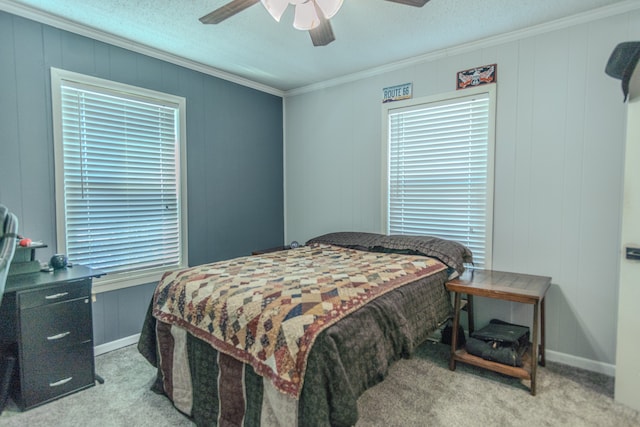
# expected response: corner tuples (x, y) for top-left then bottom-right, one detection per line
(383, 85), (495, 268)
(51, 68), (188, 292)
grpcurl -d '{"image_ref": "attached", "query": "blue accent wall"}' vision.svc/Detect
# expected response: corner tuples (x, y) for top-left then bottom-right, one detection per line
(0, 11), (284, 346)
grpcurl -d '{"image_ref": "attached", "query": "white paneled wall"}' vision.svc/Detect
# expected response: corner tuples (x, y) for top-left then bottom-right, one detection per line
(284, 8), (640, 370)
(615, 66), (640, 412)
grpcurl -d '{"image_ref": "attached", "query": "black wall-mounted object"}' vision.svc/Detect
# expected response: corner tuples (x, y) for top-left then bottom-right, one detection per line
(605, 41), (640, 102)
(626, 247), (640, 261)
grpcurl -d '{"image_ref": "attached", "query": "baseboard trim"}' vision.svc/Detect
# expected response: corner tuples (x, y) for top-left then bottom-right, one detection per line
(94, 334), (140, 357)
(546, 349), (615, 377)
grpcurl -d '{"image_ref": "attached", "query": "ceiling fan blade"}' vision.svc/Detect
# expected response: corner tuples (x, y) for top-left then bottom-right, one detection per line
(309, 17), (335, 46)
(385, 0), (430, 6)
(199, 0), (260, 24)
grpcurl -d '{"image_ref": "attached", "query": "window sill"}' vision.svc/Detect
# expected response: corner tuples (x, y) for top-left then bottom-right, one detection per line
(91, 267), (180, 293)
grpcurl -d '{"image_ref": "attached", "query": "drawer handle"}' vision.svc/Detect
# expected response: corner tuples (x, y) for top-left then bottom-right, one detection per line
(47, 331), (71, 341)
(49, 377), (73, 387)
(45, 292), (69, 300)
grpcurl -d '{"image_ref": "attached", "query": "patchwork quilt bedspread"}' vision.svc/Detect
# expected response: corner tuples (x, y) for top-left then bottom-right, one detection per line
(152, 243), (447, 398)
(139, 265), (452, 426)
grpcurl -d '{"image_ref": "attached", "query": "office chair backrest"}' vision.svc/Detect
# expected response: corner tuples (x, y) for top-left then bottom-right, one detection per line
(0, 204), (19, 306)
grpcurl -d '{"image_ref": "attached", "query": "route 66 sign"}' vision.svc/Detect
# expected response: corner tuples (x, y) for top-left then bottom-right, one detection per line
(382, 83), (413, 103)
(457, 64), (497, 90)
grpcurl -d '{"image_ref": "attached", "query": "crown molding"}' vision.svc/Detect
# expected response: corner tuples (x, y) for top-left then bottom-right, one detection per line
(0, 0), (285, 98)
(2, 0), (639, 99)
(285, 0), (640, 97)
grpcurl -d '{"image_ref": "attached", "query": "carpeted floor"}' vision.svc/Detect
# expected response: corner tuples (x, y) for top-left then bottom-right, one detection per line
(0, 341), (638, 426)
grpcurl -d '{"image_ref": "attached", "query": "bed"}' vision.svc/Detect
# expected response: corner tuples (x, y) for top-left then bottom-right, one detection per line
(137, 232), (472, 426)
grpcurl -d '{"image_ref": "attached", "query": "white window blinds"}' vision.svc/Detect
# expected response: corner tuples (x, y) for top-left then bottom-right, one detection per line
(57, 78), (184, 276)
(387, 91), (493, 267)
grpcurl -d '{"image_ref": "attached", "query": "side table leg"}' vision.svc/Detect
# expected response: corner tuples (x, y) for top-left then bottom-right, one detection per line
(531, 302), (539, 396)
(466, 294), (475, 334)
(539, 297), (546, 367)
(449, 292), (462, 371)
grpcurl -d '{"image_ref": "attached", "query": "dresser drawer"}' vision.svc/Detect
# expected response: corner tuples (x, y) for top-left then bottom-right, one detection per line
(19, 341), (95, 409)
(20, 296), (92, 354)
(6, 265), (100, 411)
(17, 279), (91, 310)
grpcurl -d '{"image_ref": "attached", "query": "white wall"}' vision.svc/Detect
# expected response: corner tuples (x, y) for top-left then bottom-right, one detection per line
(284, 7), (640, 370)
(615, 63), (640, 410)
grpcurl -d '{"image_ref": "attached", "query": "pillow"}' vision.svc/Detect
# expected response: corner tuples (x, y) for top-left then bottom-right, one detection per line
(306, 231), (473, 276)
(306, 231), (385, 251)
(376, 235), (473, 276)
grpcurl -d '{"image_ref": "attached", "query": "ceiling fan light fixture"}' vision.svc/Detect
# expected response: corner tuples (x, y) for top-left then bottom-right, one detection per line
(293, 1), (320, 31)
(201, 0), (424, 47)
(261, 0), (290, 22)
(315, 0), (343, 19)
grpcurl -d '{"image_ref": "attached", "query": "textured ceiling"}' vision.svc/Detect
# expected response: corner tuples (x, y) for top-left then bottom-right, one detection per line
(1, 0), (636, 93)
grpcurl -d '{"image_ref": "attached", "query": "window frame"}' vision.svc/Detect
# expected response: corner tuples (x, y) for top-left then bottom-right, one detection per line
(51, 67), (188, 293)
(381, 84), (496, 269)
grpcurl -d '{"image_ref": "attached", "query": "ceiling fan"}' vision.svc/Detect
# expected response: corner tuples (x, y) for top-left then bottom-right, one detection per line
(199, 0), (430, 47)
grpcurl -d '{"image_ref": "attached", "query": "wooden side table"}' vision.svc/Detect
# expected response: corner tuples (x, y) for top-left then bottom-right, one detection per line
(446, 269), (551, 395)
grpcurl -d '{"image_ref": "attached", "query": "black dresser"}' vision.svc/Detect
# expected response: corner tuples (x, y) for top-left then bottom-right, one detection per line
(0, 266), (102, 410)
